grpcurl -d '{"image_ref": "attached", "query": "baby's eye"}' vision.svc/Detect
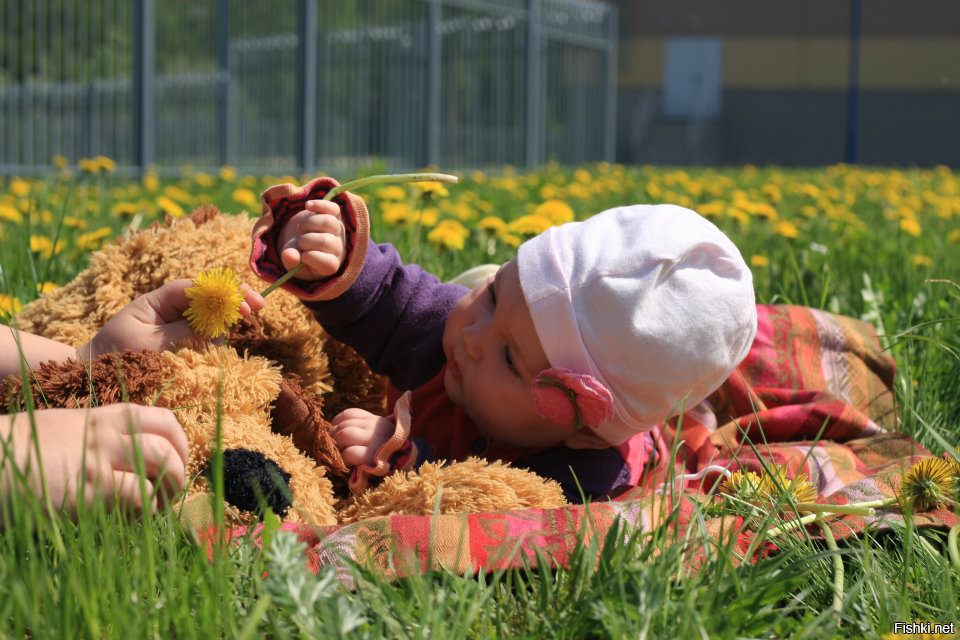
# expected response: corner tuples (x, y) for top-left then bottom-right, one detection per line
(504, 346), (520, 376)
(486, 279), (497, 306)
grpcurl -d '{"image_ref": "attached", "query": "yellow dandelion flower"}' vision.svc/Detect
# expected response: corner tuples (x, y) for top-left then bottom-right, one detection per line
(51, 154), (69, 169)
(419, 207), (439, 227)
(948, 229), (960, 244)
(75, 227), (113, 250)
(194, 172), (215, 188)
(62, 216), (87, 229)
(744, 201), (779, 221)
(94, 156), (116, 173)
(232, 188), (258, 208)
(77, 158), (99, 174)
(36, 282), (58, 295)
(415, 181), (449, 198)
(0, 204), (23, 223)
(163, 185), (193, 204)
(760, 466), (818, 505)
(376, 185), (407, 201)
(532, 200), (575, 225)
(30, 235), (63, 258)
(9, 177), (31, 197)
(143, 173), (159, 193)
(750, 255), (770, 268)
(899, 216), (922, 237)
(720, 469), (764, 503)
(111, 202), (139, 217)
(477, 216), (508, 235)
(898, 457), (957, 512)
(427, 220), (468, 251)
(157, 196), (185, 218)
(698, 201), (726, 219)
(382, 202), (413, 226)
(0, 294), (22, 316)
(470, 170), (487, 183)
(500, 232), (522, 248)
(184, 267), (245, 338)
(219, 165), (237, 182)
(773, 220), (799, 239)
(913, 254), (933, 268)
(507, 214), (553, 236)
(574, 168), (592, 184)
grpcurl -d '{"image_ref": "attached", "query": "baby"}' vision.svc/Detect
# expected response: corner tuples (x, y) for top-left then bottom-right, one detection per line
(250, 178), (757, 501)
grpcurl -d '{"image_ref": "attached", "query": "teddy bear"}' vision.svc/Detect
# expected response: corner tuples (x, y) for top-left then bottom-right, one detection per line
(4, 206), (567, 528)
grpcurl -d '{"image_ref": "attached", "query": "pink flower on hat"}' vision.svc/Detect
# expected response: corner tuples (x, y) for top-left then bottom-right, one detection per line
(531, 367), (615, 430)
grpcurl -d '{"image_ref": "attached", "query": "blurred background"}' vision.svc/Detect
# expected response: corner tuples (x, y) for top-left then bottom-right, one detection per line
(0, 0), (957, 175)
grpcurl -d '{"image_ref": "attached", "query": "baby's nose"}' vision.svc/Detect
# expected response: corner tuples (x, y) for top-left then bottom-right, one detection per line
(462, 324), (483, 362)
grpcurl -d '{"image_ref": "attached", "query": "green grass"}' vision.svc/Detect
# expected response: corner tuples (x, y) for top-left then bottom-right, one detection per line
(0, 163), (958, 638)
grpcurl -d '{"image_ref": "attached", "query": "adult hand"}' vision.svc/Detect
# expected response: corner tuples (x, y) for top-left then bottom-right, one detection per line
(1, 404), (189, 519)
(81, 278), (265, 358)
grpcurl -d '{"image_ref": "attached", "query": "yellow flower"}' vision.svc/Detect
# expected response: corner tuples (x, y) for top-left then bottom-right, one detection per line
(427, 220), (468, 251)
(163, 185), (193, 204)
(773, 220), (799, 239)
(419, 207), (439, 227)
(477, 216), (508, 235)
(913, 254), (933, 268)
(698, 201), (726, 219)
(36, 282), (58, 295)
(532, 200), (575, 225)
(9, 177), (31, 197)
(51, 154), (69, 169)
(750, 255), (770, 268)
(507, 214), (553, 236)
(62, 216), (87, 229)
(0, 294), (22, 316)
(156, 196), (185, 218)
(75, 227), (113, 250)
(143, 173), (160, 193)
(500, 232), (522, 248)
(184, 268), (245, 338)
(760, 466), (818, 505)
(0, 204), (23, 223)
(111, 202), (140, 217)
(382, 202), (413, 226)
(77, 158), (99, 174)
(94, 156), (116, 173)
(194, 172), (215, 188)
(720, 470), (764, 503)
(30, 235), (64, 257)
(898, 457), (957, 512)
(232, 188), (258, 208)
(219, 165), (237, 182)
(899, 216), (922, 237)
(415, 181), (449, 198)
(376, 186), (407, 201)
(948, 229), (960, 244)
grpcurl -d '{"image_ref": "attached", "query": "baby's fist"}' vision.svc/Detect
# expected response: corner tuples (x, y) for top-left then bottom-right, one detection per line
(330, 408), (395, 468)
(277, 199), (346, 281)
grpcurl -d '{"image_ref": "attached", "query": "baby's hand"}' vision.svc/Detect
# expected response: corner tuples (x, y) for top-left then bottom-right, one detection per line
(276, 199), (346, 281)
(330, 408), (395, 468)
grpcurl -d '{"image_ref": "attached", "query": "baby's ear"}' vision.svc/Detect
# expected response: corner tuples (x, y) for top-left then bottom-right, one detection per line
(563, 429), (609, 450)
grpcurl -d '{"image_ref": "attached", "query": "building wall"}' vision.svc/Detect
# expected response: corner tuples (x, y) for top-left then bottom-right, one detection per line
(613, 0), (960, 166)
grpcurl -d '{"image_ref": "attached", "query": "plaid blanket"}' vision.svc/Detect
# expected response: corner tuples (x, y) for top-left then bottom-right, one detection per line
(209, 305), (958, 581)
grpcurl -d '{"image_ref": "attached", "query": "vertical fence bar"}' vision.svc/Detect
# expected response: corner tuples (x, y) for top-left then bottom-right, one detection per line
(217, 0), (232, 167)
(424, 0), (442, 168)
(524, 0), (542, 167)
(299, 0), (318, 174)
(604, 3), (617, 163)
(133, 0), (156, 174)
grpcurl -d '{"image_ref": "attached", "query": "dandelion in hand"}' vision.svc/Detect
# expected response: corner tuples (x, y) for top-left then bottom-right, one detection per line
(184, 267), (245, 338)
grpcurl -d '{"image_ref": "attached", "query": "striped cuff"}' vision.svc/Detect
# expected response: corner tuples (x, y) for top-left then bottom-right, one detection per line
(348, 391), (415, 493)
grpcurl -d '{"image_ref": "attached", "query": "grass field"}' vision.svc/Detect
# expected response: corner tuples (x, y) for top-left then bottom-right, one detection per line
(0, 160), (958, 638)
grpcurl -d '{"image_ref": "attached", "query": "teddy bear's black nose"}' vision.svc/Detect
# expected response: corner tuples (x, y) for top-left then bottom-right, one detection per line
(205, 448), (293, 519)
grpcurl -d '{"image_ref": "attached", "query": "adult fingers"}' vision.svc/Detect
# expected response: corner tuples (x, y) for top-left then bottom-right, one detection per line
(117, 432), (187, 501)
(239, 284), (265, 314)
(142, 279), (193, 323)
(110, 469), (158, 515)
(109, 404), (189, 467)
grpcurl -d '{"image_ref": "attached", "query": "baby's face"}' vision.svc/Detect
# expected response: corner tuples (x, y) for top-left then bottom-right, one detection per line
(442, 260), (578, 449)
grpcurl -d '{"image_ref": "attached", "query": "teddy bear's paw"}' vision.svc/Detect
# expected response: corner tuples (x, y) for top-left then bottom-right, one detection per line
(337, 457), (568, 524)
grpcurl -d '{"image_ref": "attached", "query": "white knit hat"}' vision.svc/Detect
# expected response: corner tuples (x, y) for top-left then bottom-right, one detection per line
(517, 204), (757, 446)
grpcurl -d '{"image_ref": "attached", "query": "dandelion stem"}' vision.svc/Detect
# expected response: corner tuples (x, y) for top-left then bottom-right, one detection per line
(767, 513), (821, 537)
(948, 523), (960, 571)
(260, 173), (459, 298)
(818, 519), (844, 614)
(795, 502), (876, 516)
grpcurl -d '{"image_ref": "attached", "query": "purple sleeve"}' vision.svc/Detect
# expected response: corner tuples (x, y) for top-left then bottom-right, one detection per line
(516, 447), (633, 503)
(302, 241), (470, 392)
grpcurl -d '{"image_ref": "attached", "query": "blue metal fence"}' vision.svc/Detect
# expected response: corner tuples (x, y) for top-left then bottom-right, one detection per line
(0, 0), (616, 175)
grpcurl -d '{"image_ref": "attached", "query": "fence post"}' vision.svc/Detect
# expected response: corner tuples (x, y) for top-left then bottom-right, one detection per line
(424, 0), (442, 168)
(217, 0), (233, 167)
(299, 0), (318, 174)
(133, 0), (156, 175)
(524, 0), (542, 167)
(604, 3), (618, 163)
